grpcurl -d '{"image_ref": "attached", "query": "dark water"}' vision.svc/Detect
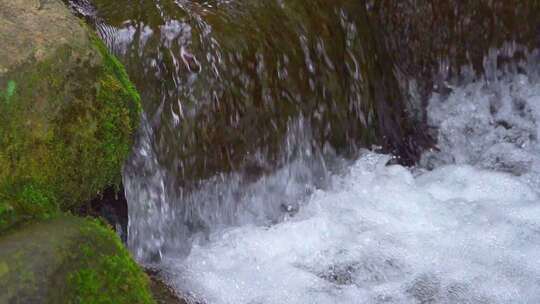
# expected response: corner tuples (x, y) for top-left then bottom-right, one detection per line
(68, 1), (540, 302)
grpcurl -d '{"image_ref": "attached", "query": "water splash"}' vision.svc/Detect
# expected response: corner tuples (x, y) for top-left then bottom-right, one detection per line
(163, 152), (540, 304)
(421, 46), (540, 187)
(81, 0), (421, 262)
(152, 48), (540, 303)
(124, 115), (345, 261)
(70, 0), (540, 302)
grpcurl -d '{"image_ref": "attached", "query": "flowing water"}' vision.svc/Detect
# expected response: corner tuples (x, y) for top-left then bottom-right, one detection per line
(69, 0), (540, 303)
(162, 49), (540, 304)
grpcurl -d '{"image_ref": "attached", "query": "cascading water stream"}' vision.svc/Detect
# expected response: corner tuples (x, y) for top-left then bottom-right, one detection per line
(125, 114), (342, 261)
(68, 0), (540, 303)
(69, 0), (425, 261)
(157, 47), (540, 304)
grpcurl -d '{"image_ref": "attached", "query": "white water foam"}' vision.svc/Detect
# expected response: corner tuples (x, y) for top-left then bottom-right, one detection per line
(166, 152), (540, 304)
(421, 48), (540, 190)
(156, 49), (540, 304)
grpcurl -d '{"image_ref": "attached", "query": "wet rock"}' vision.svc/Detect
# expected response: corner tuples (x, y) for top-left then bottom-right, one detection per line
(78, 185), (129, 243)
(0, 0), (141, 230)
(146, 268), (188, 304)
(0, 216), (154, 303)
(77, 0), (429, 189)
(370, 0), (540, 115)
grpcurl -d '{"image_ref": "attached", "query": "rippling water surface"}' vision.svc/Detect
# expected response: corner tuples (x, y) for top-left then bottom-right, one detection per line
(69, 1), (540, 303)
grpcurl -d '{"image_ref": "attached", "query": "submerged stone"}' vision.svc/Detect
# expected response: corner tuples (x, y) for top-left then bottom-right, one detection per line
(74, 0), (428, 186)
(0, 0), (141, 230)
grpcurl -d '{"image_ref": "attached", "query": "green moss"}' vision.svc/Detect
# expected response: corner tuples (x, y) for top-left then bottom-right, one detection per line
(92, 37), (142, 118)
(0, 34), (141, 230)
(0, 216), (155, 303)
(61, 220), (155, 304)
(0, 180), (59, 231)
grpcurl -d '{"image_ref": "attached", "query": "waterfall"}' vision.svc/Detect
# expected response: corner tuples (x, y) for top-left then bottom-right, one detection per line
(70, 0), (540, 302)
(157, 47), (540, 304)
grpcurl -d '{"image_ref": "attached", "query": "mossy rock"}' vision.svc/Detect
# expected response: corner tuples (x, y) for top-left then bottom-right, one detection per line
(0, 0), (141, 230)
(0, 216), (155, 303)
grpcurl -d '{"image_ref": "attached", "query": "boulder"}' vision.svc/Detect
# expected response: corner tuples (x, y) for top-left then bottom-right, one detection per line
(0, 0), (141, 230)
(370, 1), (540, 108)
(0, 216), (154, 303)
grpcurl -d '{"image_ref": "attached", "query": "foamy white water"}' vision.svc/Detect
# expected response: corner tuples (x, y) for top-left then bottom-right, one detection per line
(150, 50), (540, 304)
(421, 48), (540, 190)
(165, 152), (540, 303)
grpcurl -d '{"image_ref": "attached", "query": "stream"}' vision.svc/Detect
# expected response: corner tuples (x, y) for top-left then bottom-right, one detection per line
(69, 1), (540, 303)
